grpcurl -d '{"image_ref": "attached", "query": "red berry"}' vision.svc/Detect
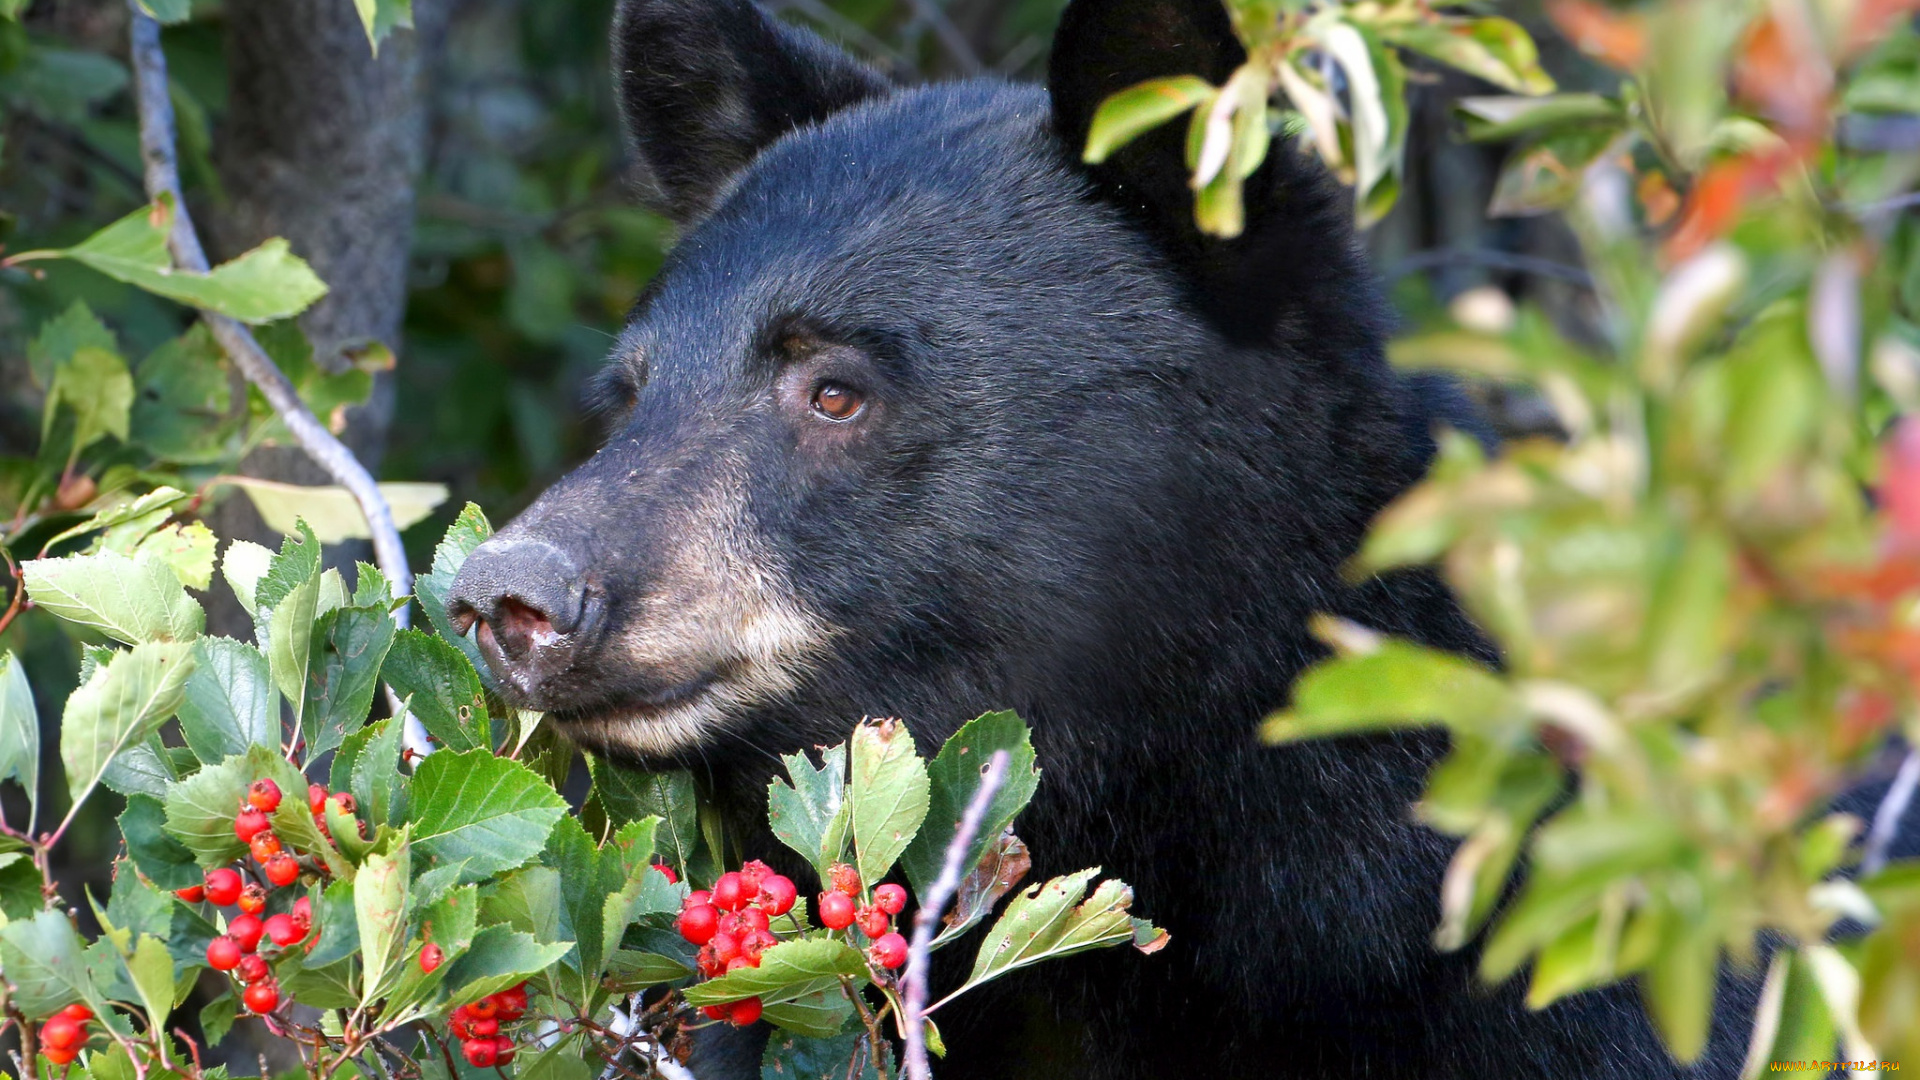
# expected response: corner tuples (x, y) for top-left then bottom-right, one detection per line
(757, 874), (798, 916)
(467, 997), (499, 1021)
(228, 914), (265, 953)
(463, 1038), (498, 1068)
(701, 1005), (727, 1021)
(264, 854), (299, 887)
(710, 931), (742, 963)
(651, 862), (679, 884)
(874, 883), (907, 915)
(308, 784), (328, 815)
(237, 883), (268, 916)
(470, 1016), (499, 1037)
(41, 1015), (82, 1051)
(493, 983), (529, 1019)
(678, 904), (719, 945)
(205, 868), (244, 907)
(727, 996), (763, 1026)
(242, 980), (279, 1014)
(696, 945), (725, 978)
(249, 831), (283, 862)
(742, 929), (777, 960)
(738, 906), (770, 933)
(290, 896), (313, 932)
(710, 872), (747, 911)
(818, 890), (856, 930)
(42, 1046), (77, 1065)
(828, 863), (861, 896)
(207, 935), (243, 971)
(870, 932), (908, 970)
(856, 906), (889, 939)
(234, 807), (271, 842)
(247, 778), (283, 813)
(264, 913), (303, 947)
(738, 860), (771, 895)
(331, 792), (356, 814)
(684, 889), (712, 910)
(176, 884), (207, 903)
(725, 955), (754, 973)
(237, 954), (270, 984)
(420, 943), (444, 973)
(59, 1004), (94, 1022)
(492, 1035), (517, 1065)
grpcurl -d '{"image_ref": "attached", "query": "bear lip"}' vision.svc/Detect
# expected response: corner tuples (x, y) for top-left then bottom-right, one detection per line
(552, 667), (725, 724)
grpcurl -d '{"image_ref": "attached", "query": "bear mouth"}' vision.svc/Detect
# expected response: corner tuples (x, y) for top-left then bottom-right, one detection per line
(545, 667), (737, 761)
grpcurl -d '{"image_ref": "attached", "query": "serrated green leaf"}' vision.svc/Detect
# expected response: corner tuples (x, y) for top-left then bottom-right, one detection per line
(27, 301), (116, 388)
(255, 521), (322, 614)
(10, 199), (328, 324)
(178, 636), (278, 763)
(1261, 639), (1516, 741)
(962, 870), (1159, 991)
(301, 605), (396, 762)
(768, 744), (850, 885)
(118, 794), (202, 891)
(592, 758), (698, 870)
(482, 866), (565, 945)
(221, 540), (275, 620)
(44, 346), (133, 455)
(0, 652), (40, 810)
(62, 641), (195, 813)
(416, 502), (495, 687)
(23, 551), (205, 644)
(340, 718), (407, 827)
(100, 736), (179, 798)
(127, 933), (175, 1030)
(900, 711), (1039, 896)
(200, 984), (239, 1047)
(131, 324), (232, 464)
(133, 522), (217, 591)
(163, 746), (285, 867)
(303, 878), (361, 969)
(849, 719), (928, 886)
(442, 925), (570, 1004)
(605, 949), (693, 989)
(356, 836), (411, 1000)
(761, 1028), (878, 1079)
(760, 988), (859, 1040)
(352, 0), (414, 52)
(383, 629), (490, 752)
(409, 750), (566, 881)
(682, 937), (868, 1007)
(0, 909), (96, 1016)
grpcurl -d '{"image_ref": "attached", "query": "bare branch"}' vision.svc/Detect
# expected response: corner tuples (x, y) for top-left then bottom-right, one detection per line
(1862, 747), (1920, 876)
(902, 749), (1010, 1080)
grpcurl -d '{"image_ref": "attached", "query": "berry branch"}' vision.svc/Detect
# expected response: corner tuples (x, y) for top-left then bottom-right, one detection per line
(901, 749), (1009, 1080)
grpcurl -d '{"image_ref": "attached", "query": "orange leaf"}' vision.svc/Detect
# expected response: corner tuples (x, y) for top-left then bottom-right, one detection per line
(1545, 0), (1646, 70)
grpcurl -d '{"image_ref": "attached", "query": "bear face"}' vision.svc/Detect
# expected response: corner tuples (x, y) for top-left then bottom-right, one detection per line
(447, 0), (1754, 1076)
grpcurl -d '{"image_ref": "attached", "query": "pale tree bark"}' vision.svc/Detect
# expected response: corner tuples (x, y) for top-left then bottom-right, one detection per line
(201, 0), (447, 634)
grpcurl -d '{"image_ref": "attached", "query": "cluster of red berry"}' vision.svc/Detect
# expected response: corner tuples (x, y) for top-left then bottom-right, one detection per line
(815, 864), (909, 970)
(674, 859), (799, 1026)
(448, 982), (529, 1067)
(35, 1004), (95, 1065)
(177, 779), (347, 1014)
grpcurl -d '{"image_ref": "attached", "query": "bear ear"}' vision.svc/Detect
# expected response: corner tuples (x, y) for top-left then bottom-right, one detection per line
(613, 0), (891, 224)
(1048, 0), (1369, 344)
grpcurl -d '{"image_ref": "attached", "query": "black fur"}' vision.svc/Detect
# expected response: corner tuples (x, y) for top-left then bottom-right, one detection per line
(456, 1), (1764, 1075)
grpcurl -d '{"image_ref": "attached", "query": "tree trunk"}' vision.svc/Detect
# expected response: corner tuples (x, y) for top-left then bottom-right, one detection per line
(202, 0), (445, 632)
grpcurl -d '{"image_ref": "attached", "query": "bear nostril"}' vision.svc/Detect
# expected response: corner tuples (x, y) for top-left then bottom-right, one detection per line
(495, 597), (558, 651)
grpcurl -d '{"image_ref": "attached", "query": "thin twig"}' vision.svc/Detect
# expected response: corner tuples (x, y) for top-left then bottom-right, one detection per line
(902, 749), (1010, 1080)
(1862, 747), (1920, 876)
(124, 5), (432, 758)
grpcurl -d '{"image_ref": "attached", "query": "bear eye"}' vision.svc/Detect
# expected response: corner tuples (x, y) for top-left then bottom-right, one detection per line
(810, 382), (864, 421)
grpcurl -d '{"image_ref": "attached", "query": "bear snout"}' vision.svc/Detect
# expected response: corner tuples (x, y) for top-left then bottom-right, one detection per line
(446, 536), (596, 704)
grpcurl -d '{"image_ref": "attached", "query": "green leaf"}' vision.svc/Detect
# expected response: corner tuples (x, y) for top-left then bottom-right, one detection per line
(45, 346), (133, 454)
(27, 301), (116, 389)
(1643, 916), (1717, 1062)
(682, 937), (869, 1007)
(849, 719), (929, 887)
(118, 794), (202, 891)
(131, 324), (233, 465)
(162, 747), (264, 867)
(760, 988), (859, 1040)
(899, 711), (1039, 897)
(1456, 93), (1622, 143)
(544, 815), (616, 985)
(127, 934), (175, 1031)
(1382, 17), (1554, 95)
(99, 736), (179, 798)
(1083, 76), (1215, 164)
(136, 0), (191, 22)
(962, 870), (1161, 991)
(482, 866), (565, 945)
(227, 478), (448, 546)
(254, 522), (322, 614)
(302, 605), (397, 762)
(605, 949), (694, 989)
(1487, 126), (1620, 217)
(591, 758), (699, 871)
(0, 910), (96, 1016)
(304, 878), (362, 969)
(267, 574), (320, 726)
(177, 636), (277, 763)
(934, 831), (1032, 947)
(442, 925), (570, 1004)
(763, 1029), (878, 1078)
(1262, 638), (1516, 741)
(355, 836), (412, 1000)
(10, 199), (328, 324)
(62, 641), (195, 812)
(23, 551), (205, 644)
(768, 744), (850, 884)
(0, 652), (40, 809)
(383, 629), (490, 752)
(415, 503), (495, 687)
(352, 0), (414, 52)
(409, 750), (567, 882)
(132, 523), (218, 592)
(221, 540), (276, 620)
(339, 718), (407, 827)
(200, 985), (239, 1048)
(1640, 528), (1732, 699)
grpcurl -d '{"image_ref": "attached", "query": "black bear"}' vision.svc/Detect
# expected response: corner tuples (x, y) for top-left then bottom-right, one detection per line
(447, 0), (1756, 1075)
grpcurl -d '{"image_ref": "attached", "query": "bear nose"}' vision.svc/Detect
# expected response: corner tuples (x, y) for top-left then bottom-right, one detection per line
(446, 538), (590, 701)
